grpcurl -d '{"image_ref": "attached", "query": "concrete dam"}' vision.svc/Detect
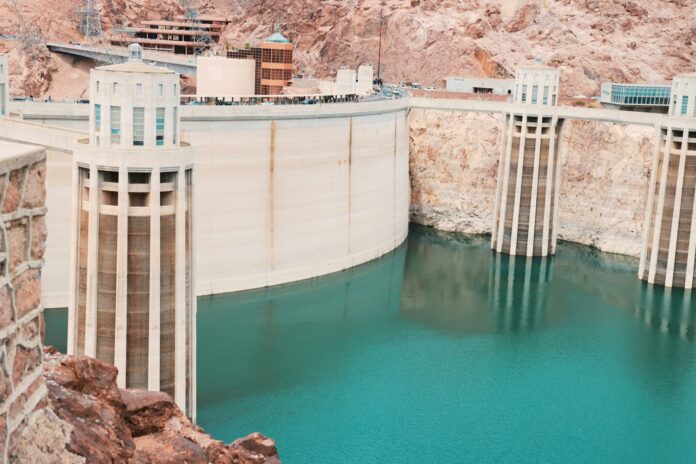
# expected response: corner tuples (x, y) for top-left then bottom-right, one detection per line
(0, 100), (410, 308)
(2, 77), (696, 311)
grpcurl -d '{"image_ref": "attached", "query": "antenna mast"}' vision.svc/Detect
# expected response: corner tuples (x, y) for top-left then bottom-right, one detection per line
(376, 9), (383, 85)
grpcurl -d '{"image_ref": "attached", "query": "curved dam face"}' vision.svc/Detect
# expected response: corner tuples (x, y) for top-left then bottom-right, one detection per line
(39, 101), (410, 307)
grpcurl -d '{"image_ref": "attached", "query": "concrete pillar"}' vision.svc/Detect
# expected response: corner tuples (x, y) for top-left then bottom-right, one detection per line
(492, 113), (562, 256)
(114, 166), (128, 386)
(148, 169), (161, 391)
(84, 165), (99, 357)
(641, 124), (696, 288)
(174, 167), (187, 412)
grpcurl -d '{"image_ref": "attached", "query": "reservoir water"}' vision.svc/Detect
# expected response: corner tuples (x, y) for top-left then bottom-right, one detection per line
(44, 225), (696, 463)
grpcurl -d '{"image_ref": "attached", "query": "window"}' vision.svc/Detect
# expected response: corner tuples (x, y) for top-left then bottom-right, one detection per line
(0, 64), (4, 75)
(112, 82), (118, 95)
(133, 107), (144, 146)
(156, 107), (165, 146)
(0, 84), (5, 116)
(681, 96), (688, 116)
(531, 85), (538, 104)
(521, 85), (527, 103)
(158, 84), (164, 96)
(110, 106), (121, 144)
(95, 104), (101, 131)
(543, 86), (549, 105)
(173, 83), (177, 95)
(136, 83), (142, 96)
(173, 107), (178, 145)
(96, 81), (100, 94)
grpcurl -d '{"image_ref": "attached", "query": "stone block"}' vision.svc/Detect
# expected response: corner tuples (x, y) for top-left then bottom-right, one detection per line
(0, 284), (13, 327)
(9, 374), (43, 423)
(22, 162), (46, 209)
(7, 219), (28, 273)
(2, 168), (26, 214)
(11, 344), (41, 386)
(30, 215), (47, 261)
(12, 270), (41, 319)
(21, 316), (41, 341)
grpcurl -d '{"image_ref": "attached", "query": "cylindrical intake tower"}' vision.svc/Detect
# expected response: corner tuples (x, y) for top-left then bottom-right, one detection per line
(68, 44), (196, 418)
(492, 62), (563, 256)
(639, 73), (696, 289)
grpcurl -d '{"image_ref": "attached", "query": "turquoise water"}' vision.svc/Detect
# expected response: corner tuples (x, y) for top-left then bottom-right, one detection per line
(45, 225), (696, 463)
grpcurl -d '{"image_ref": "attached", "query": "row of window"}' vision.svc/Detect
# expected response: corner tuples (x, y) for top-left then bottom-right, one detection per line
(609, 85), (671, 105)
(517, 84), (556, 105)
(95, 104), (176, 147)
(673, 95), (696, 117)
(95, 81), (177, 97)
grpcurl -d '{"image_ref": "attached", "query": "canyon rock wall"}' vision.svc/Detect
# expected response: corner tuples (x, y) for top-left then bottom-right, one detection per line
(409, 109), (654, 257)
(2, 0), (695, 98)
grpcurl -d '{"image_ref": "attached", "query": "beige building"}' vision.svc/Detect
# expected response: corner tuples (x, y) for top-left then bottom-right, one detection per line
(68, 44), (196, 417)
(492, 61), (563, 256)
(0, 55), (8, 117)
(639, 73), (696, 288)
(196, 56), (256, 96)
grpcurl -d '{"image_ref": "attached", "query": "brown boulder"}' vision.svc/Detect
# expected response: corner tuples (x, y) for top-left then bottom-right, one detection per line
(46, 382), (135, 463)
(229, 433), (282, 464)
(121, 388), (181, 437)
(44, 352), (124, 411)
(133, 432), (209, 464)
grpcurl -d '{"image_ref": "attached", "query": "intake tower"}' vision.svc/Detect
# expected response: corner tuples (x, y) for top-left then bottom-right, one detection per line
(67, 44), (196, 417)
(492, 60), (563, 256)
(639, 73), (696, 288)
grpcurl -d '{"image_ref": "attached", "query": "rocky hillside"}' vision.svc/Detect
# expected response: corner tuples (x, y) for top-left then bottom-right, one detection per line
(409, 109), (654, 257)
(1, 0), (695, 98)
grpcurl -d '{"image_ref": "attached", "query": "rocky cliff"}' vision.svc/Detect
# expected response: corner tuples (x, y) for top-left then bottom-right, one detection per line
(13, 348), (281, 464)
(1, 0), (695, 98)
(409, 109), (654, 257)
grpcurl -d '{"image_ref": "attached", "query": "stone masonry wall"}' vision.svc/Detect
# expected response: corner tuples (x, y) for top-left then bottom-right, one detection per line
(0, 146), (47, 462)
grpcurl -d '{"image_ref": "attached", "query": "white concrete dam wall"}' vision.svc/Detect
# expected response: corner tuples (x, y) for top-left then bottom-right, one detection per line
(16, 102), (410, 308)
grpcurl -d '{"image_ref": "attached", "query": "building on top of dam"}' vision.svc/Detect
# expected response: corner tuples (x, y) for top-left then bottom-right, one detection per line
(492, 59), (563, 257)
(445, 76), (514, 95)
(68, 44), (196, 418)
(600, 82), (671, 113)
(0, 55), (8, 117)
(640, 72), (696, 289)
(109, 15), (231, 55)
(227, 22), (294, 95)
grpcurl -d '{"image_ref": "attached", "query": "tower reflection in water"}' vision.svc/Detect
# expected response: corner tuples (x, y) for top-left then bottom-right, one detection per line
(400, 225), (557, 334)
(489, 252), (554, 333)
(635, 284), (695, 341)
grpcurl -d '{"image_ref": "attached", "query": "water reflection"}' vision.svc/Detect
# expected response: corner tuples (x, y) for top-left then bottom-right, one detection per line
(489, 252), (554, 333)
(635, 284), (695, 341)
(400, 225), (557, 334)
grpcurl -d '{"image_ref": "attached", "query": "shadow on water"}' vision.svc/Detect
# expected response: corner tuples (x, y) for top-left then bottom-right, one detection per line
(196, 241), (408, 404)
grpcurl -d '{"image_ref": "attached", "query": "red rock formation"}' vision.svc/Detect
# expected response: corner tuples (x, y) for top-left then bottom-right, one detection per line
(43, 349), (281, 464)
(2, 0), (695, 98)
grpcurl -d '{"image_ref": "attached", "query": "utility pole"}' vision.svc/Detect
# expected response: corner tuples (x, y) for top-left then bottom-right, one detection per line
(76, 0), (103, 37)
(376, 9), (384, 86)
